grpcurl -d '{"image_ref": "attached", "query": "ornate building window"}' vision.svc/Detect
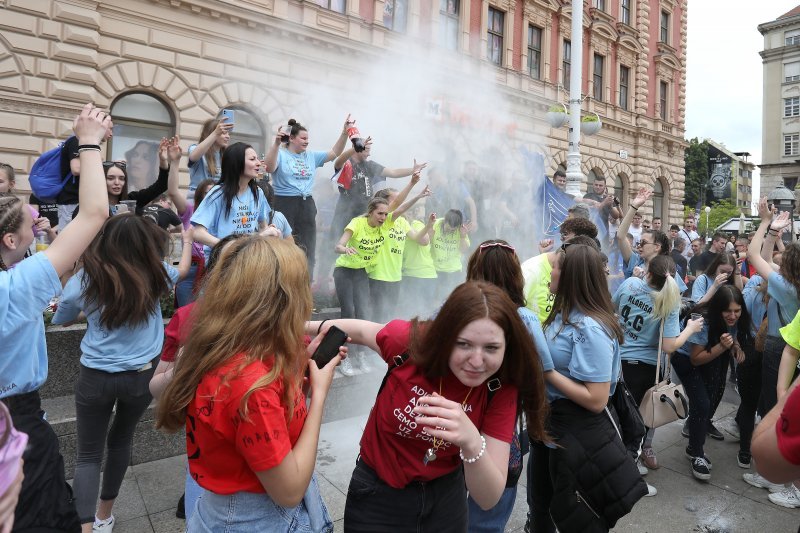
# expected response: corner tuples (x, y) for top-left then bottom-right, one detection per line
(593, 54), (605, 101)
(487, 7), (505, 66)
(563, 40), (571, 90)
(109, 93), (174, 192)
(316, 0), (346, 14)
(440, 0), (460, 50)
(384, 0), (408, 32)
(619, 65), (630, 110)
(528, 25), (542, 79)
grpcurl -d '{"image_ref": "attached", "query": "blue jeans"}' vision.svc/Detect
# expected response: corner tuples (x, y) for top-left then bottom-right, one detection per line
(185, 466), (203, 522)
(175, 263), (199, 308)
(671, 354), (721, 457)
(467, 486), (517, 533)
(188, 474), (332, 532)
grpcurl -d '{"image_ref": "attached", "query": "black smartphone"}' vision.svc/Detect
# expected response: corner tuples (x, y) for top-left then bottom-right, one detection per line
(311, 325), (348, 368)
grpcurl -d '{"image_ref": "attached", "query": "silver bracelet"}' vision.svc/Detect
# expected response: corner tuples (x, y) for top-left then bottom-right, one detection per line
(459, 435), (486, 464)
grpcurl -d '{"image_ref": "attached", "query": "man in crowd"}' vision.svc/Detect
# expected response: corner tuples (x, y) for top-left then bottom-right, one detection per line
(552, 169), (567, 193)
(679, 216), (700, 258)
(671, 237), (689, 280)
(696, 232), (728, 274)
(652, 217), (662, 232)
(628, 211), (644, 247)
(687, 238), (704, 285)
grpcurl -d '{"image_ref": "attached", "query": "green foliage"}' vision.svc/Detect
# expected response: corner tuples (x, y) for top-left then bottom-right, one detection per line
(683, 137), (709, 208)
(582, 114), (600, 122)
(683, 199), (745, 235)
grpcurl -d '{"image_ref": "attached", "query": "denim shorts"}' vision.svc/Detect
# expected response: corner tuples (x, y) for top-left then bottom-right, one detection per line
(187, 474), (333, 533)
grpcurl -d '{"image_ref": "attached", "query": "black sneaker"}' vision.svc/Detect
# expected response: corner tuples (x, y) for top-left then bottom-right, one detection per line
(691, 456), (712, 481)
(176, 493), (186, 520)
(524, 514), (531, 533)
(737, 451), (751, 469)
(685, 446), (713, 470)
(707, 422), (724, 441)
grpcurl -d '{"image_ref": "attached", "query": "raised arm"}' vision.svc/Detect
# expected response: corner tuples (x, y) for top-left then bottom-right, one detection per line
(175, 226), (194, 281)
(165, 136), (187, 216)
(617, 188), (653, 263)
(264, 126), (283, 174)
(324, 114), (351, 163)
(409, 212), (436, 245)
(749, 197), (781, 279)
(188, 119), (231, 163)
(383, 158), (427, 179)
(43, 104), (111, 276)
(388, 170), (421, 212)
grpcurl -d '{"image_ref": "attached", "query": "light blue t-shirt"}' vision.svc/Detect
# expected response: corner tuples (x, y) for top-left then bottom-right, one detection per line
(767, 271), (800, 336)
(0, 253), (62, 398)
(612, 277), (680, 365)
(676, 322), (737, 359)
(517, 307), (554, 372)
(187, 144), (221, 192)
(271, 210), (292, 239)
(272, 149), (328, 197)
(543, 311), (621, 403)
(624, 252), (688, 293)
(190, 185), (270, 258)
(691, 274), (714, 302)
(743, 275), (767, 336)
(52, 264), (179, 372)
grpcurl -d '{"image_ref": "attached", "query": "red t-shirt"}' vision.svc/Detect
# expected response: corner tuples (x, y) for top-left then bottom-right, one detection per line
(160, 303), (196, 363)
(360, 320), (518, 488)
(187, 353), (308, 494)
(777, 385), (800, 465)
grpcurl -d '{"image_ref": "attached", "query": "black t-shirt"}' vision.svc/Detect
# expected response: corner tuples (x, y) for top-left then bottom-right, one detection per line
(345, 159), (386, 199)
(141, 205), (181, 230)
(688, 254), (703, 276)
(30, 194), (59, 227)
(696, 250), (717, 275)
(670, 249), (689, 279)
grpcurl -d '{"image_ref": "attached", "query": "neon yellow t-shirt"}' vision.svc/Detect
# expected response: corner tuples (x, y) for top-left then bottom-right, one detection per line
(367, 213), (412, 282)
(521, 253), (555, 323)
(780, 309), (800, 351)
(335, 216), (384, 270)
(403, 220), (437, 279)
(431, 219), (468, 273)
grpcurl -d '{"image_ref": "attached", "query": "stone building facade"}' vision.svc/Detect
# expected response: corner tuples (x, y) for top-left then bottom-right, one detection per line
(0, 0), (686, 223)
(759, 5), (800, 199)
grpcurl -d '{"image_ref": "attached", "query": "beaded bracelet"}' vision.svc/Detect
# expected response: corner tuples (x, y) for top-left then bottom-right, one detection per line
(78, 144), (101, 152)
(460, 435), (486, 464)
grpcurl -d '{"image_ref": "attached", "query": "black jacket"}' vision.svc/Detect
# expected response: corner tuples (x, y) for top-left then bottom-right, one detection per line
(547, 399), (648, 532)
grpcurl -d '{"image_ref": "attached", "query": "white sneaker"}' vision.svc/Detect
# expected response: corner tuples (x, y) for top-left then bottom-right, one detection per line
(743, 472), (785, 493)
(645, 483), (658, 497)
(636, 458), (648, 476)
(768, 485), (800, 509)
(338, 357), (355, 377)
(93, 515), (114, 533)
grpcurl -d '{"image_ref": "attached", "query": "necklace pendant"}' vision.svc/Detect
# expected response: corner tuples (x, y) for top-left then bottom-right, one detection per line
(423, 448), (437, 465)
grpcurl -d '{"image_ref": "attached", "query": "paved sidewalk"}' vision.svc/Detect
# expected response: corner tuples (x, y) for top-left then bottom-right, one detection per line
(93, 367), (800, 532)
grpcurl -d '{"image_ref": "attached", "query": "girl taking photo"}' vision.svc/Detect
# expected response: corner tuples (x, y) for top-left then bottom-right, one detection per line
(187, 116), (232, 199)
(306, 281), (548, 532)
(52, 214), (192, 532)
(157, 237), (343, 532)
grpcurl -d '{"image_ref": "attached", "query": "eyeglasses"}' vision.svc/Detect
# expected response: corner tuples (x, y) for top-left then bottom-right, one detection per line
(479, 242), (515, 253)
(103, 161), (127, 170)
(637, 240), (652, 247)
(642, 225), (651, 229)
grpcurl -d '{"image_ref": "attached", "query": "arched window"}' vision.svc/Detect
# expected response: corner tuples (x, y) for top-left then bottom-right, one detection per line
(223, 107), (266, 157)
(109, 93), (175, 191)
(613, 173), (629, 210)
(653, 177), (669, 222)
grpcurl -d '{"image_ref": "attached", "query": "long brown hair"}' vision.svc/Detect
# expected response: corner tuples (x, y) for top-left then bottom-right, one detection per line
(80, 213), (171, 329)
(466, 240), (525, 307)
(156, 237), (312, 432)
(198, 118), (222, 177)
(544, 243), (624, 343)
(408, 281), (548, 443)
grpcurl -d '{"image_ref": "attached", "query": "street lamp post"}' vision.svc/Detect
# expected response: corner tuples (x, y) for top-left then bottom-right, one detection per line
(704, 206), (711, 242)
(564, 0), (584, 198)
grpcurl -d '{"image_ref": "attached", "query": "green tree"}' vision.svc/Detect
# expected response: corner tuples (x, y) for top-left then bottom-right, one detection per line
(684, 200), (744, 236)
(684, 137), (709, 208)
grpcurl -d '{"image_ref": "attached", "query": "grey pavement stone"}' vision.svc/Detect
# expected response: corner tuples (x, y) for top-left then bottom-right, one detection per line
(150, 508), (186, 533)
(132, 455), (188, 515)
(109, 516), (153, 533)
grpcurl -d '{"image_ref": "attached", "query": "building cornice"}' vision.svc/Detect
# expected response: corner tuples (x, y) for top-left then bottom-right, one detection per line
(759, 16), (800, 35)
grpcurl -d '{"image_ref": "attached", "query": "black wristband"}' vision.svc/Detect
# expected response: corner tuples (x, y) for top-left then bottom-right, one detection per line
(77, 144), (101, 151)
(317, 319), (329, 335)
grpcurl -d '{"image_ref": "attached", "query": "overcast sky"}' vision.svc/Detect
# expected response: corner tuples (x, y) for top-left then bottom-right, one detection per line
(685, 1), (800, 206)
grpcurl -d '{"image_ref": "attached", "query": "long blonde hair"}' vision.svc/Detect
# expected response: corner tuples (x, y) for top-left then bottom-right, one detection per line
(156, 236), (312, 431)
(648, 255), (681, 321)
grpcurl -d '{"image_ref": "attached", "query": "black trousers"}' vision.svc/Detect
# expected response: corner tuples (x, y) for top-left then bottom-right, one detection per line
(274, 195), (317, 278)
(368, 278), (400, 323)
(2, 391), (81, 532)
(334, 267), (370, 320)
(736, 348), (762, 456)
(344, 459), (467, 532)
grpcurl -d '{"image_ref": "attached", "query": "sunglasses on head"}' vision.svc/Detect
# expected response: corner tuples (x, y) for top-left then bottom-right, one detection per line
(479, 242), (515, 253)
(103, 161), (127, 170)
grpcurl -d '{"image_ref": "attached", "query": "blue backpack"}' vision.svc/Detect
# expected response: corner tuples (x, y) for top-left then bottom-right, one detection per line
(29, 136), (75, 201)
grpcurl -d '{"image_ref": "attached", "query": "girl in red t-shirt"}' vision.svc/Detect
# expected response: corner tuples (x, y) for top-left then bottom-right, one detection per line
(156, 237), (344, 532)
(306, 281), (548, 532)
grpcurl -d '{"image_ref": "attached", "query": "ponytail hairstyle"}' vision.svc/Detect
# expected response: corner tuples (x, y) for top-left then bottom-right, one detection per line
(198, 118), (224, 177)
(0, 193), (25, 271)
(215, 142), (260, 218)
(642, 229), (670, 257)
(648, 255), (680, 321)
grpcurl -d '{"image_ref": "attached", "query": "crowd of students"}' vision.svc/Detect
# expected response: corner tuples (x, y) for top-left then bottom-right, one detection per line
(1, 104), (800, 533)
